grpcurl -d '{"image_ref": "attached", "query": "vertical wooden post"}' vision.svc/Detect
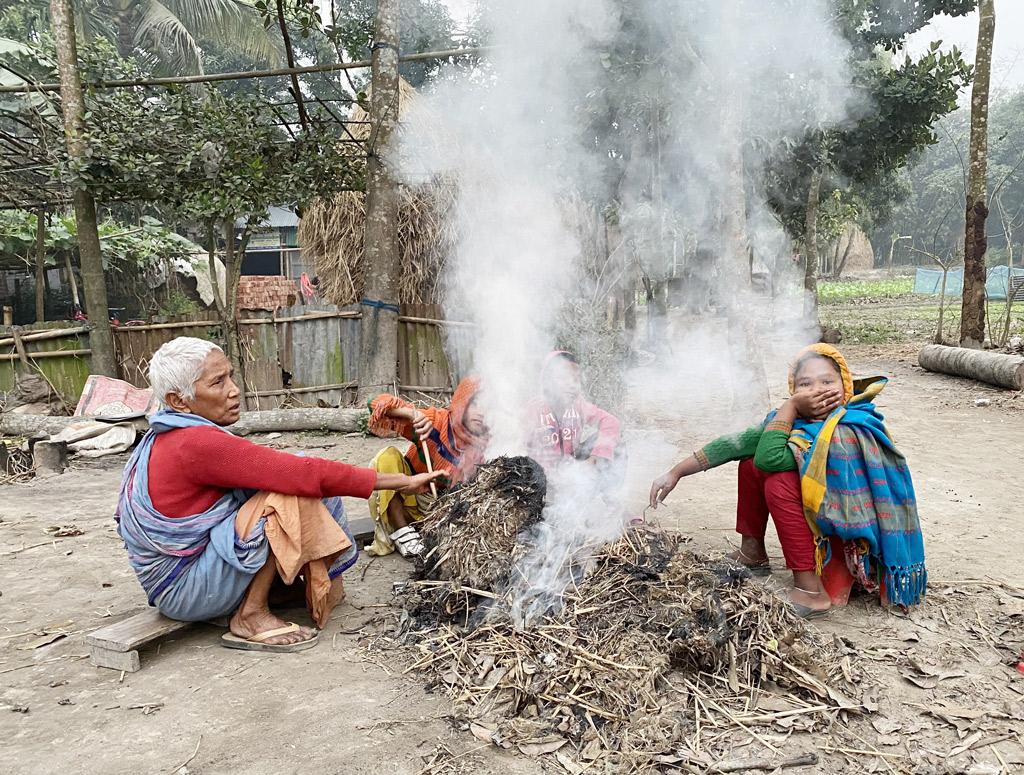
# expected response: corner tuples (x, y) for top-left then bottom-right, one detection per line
(34, 209), (46, 323)
(357, 0), (401, 401)
(49, 0), (117, 375)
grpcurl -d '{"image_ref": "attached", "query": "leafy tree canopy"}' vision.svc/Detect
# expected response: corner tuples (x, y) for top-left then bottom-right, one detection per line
(881, 88), (1024, 263)
(0, 208), (201, 269)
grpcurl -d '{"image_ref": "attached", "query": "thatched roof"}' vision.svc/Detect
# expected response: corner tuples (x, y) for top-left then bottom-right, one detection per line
(298, 78), (456, 306)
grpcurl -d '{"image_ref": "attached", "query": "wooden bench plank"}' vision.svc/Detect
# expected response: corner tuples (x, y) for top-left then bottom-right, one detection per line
(89, 645), (141, 673)
(349, 516), (375, 546)
(85, 609), (191, 653)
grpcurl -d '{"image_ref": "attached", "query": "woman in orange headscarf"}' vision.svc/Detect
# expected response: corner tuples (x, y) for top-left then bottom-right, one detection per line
(649, 345), (926, 618)
(365, 378), (488, 557)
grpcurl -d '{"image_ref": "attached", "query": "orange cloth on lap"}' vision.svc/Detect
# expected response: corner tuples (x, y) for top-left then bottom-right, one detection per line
(234, 492), (351, 629)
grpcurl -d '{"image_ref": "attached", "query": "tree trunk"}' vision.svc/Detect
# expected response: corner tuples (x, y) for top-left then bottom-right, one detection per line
(935, 268), (949, 344)
(833, 226), (855, 279)
(116, 12), (134, 59)
(720, 68), (769, 410)
(960, 0), (995, 349)
(50, 0), (117, 377)
(274, 0), (309, 131)
(918, 344), (1023, 390)
(357, 0), (401, 402)
(803, 167), (823, 328)
(34, 209), (46, 322)
(220, 218), (246, 398)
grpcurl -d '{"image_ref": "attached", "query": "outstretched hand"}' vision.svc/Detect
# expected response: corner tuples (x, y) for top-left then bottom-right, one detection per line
(398, 470), (446, 495)
(648, 471), (681, 509)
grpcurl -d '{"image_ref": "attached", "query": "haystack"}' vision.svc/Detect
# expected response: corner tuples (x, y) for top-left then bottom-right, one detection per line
(387, 457), (863, 771)
(298, 78), (457, 306)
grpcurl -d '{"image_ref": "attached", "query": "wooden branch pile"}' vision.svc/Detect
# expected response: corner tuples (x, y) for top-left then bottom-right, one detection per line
(0, 442), (34, 484)
(415, 456), (547, 593)
(387, 458), (862, 771)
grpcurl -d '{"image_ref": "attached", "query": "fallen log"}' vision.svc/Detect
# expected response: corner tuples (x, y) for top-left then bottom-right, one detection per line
(0, 413), (78, 437)
(918, 344), (1024, 390)
(1, 407), (367, 439)
(230, 407), (365, 436)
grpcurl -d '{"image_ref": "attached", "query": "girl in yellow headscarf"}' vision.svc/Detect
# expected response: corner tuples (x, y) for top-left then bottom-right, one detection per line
(649, 345), (926, 618)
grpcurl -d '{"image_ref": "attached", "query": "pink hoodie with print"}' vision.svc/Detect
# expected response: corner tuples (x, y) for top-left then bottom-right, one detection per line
(526, 351), (621, 471)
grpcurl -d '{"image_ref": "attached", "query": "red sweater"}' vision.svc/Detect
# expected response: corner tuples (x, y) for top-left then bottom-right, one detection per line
(147, 425), (377, 518)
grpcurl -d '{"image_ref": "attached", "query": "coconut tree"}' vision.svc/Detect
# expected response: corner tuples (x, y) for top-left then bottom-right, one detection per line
(83, 0), (282, 73)
(2, 0), (282, 75)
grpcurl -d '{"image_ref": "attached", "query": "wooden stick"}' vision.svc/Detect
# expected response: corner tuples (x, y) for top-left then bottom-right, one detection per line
(710, 752), (818, 773)
(163, 734), (202, 775)
(421, 440), (438, 498)
(10, 327), (30, 369)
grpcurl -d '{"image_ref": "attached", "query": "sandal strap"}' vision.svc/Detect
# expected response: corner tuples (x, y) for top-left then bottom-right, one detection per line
(249, 622), (302, 643)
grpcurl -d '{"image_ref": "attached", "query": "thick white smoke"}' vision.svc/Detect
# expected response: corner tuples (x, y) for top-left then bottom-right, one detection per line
(400, 0), (619, 454)
(400, 0), (861, 621)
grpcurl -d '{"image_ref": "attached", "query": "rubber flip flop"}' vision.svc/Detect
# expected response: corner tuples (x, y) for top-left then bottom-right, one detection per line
(790, 602), (830, 620)
(743, 564), (773, 578)
(221, 622), (319, 653)
(727, 553), (772, 577)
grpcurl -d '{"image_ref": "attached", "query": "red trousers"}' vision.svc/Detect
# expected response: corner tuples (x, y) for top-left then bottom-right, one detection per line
(735, 458), (815, 571)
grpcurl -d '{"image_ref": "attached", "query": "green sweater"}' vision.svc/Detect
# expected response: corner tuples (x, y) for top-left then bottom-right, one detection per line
(699, 424), (796, 472)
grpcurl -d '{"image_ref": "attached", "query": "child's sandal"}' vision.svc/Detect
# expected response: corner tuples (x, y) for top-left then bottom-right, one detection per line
(390, 526), (425, 557)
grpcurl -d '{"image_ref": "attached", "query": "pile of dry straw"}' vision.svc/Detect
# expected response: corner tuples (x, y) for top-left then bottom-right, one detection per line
(297, 79), (458, 308)
(386, 457), (863, 772)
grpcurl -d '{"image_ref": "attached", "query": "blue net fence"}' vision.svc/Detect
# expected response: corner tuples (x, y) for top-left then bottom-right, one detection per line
(913, 266), (1024, 301)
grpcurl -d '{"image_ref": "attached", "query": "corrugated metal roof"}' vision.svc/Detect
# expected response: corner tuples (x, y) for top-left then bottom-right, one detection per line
(235, 206), (298, 229)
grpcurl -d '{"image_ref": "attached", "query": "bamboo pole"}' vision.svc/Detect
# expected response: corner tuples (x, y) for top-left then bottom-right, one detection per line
(0, 348), (91, 361)
(110, 320), (220, 333)
(0, 47), (489, 94)
(0, 325), (89, 347)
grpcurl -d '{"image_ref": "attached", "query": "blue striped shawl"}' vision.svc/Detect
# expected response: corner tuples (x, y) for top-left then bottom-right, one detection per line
(789, 398), (927, 607)
(116, 411), (257, 607)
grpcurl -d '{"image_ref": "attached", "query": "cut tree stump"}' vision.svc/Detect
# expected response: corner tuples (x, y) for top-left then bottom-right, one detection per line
(32, 439), (67, 476)
(86, 609), (191, 672)
(919, 344), (1024, 390)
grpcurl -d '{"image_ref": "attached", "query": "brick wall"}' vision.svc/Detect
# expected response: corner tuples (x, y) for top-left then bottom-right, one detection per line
(236, 276), (298, 313)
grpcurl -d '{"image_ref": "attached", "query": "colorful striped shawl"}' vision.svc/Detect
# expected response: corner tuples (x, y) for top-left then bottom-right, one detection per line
(787, 378), (927, 607)
(116, 411), (251, 606)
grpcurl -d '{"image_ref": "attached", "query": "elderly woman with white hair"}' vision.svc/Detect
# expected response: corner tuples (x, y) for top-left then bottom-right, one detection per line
(116, 337), (441, 652)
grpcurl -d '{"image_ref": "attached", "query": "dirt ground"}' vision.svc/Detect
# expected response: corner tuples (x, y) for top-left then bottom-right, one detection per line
(2, 344), (1022, 775)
